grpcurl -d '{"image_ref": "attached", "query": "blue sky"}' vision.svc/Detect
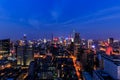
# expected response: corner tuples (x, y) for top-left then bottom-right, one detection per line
(0, 0), (120, 40)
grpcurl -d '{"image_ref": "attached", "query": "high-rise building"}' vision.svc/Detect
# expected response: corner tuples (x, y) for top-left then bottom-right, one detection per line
(96, 53), (120, 80)
(17, 45), (34, 66)
(23, 34), (27, 66)
(17, 35), (34, 66)
(74, 33), (81, 44)
(88, 39), (94, 49)
(0, 39), (10, 59)
(108, 38), (114, 45)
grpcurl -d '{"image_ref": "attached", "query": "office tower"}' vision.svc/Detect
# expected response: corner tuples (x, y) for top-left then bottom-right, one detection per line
(74, 33), (81, 44)
(17, 45), (34, 66)
(108, 38), (114, 45)
(88, 39), (94, 49)
(0, 39), (10, 59)
(23, 34), (27, 66)
(17, 35), (34, 66)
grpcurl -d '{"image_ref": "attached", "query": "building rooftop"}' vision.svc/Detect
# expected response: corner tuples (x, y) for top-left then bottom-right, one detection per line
(101, 53), (120, 66)
(93, 70), (114, 80)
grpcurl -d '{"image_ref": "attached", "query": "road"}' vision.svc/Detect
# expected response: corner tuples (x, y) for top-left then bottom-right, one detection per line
(71, 55), (82, 80)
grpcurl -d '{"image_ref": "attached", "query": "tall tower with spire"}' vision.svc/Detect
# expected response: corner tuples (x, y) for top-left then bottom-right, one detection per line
(72, 29), (75, 39)
(23, 34), (27, 66)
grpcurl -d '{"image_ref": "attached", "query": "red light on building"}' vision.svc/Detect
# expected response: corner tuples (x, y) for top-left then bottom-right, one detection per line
(53, 38), (58, 41)
(104, 42), (109, 46)
(106, 46), (113, 55)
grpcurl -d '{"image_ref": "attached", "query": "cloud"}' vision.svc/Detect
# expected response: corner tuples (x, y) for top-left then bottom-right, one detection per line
(28, 19), (41, 29)
(61, 6), (120, 25)
(78, 13), (120, 25)
(19, 6), (120, 32)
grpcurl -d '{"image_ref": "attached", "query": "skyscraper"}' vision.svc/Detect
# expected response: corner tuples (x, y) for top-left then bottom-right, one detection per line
(23, 34), (27, 66)
(17, 35), (34, 66)
(74, 33), (81, 44)
(108, 38), (114, 45)
(88, 39), (94, 49)
(0, 39), (10, 59)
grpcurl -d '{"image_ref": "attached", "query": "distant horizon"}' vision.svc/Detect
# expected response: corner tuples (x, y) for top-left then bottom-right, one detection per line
(0, 32), (119, 41)
(0, 0), (120, 40)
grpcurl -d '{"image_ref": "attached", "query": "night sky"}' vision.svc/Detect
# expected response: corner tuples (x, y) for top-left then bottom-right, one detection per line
(0, 0), (120, 40)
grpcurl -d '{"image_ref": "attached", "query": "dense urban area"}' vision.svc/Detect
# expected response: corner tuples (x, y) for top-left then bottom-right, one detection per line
(0, 33), (120, 80)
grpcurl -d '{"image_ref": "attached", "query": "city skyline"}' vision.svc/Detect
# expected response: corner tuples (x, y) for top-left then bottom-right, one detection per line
(0, 0), (120, 40)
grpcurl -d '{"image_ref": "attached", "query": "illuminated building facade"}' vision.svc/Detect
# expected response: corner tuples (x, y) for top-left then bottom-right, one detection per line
(17, 35), (34, 66)
(0, 39), (10, 60)
(88, 39), (94, 49)
(17, 45), (34, 66)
